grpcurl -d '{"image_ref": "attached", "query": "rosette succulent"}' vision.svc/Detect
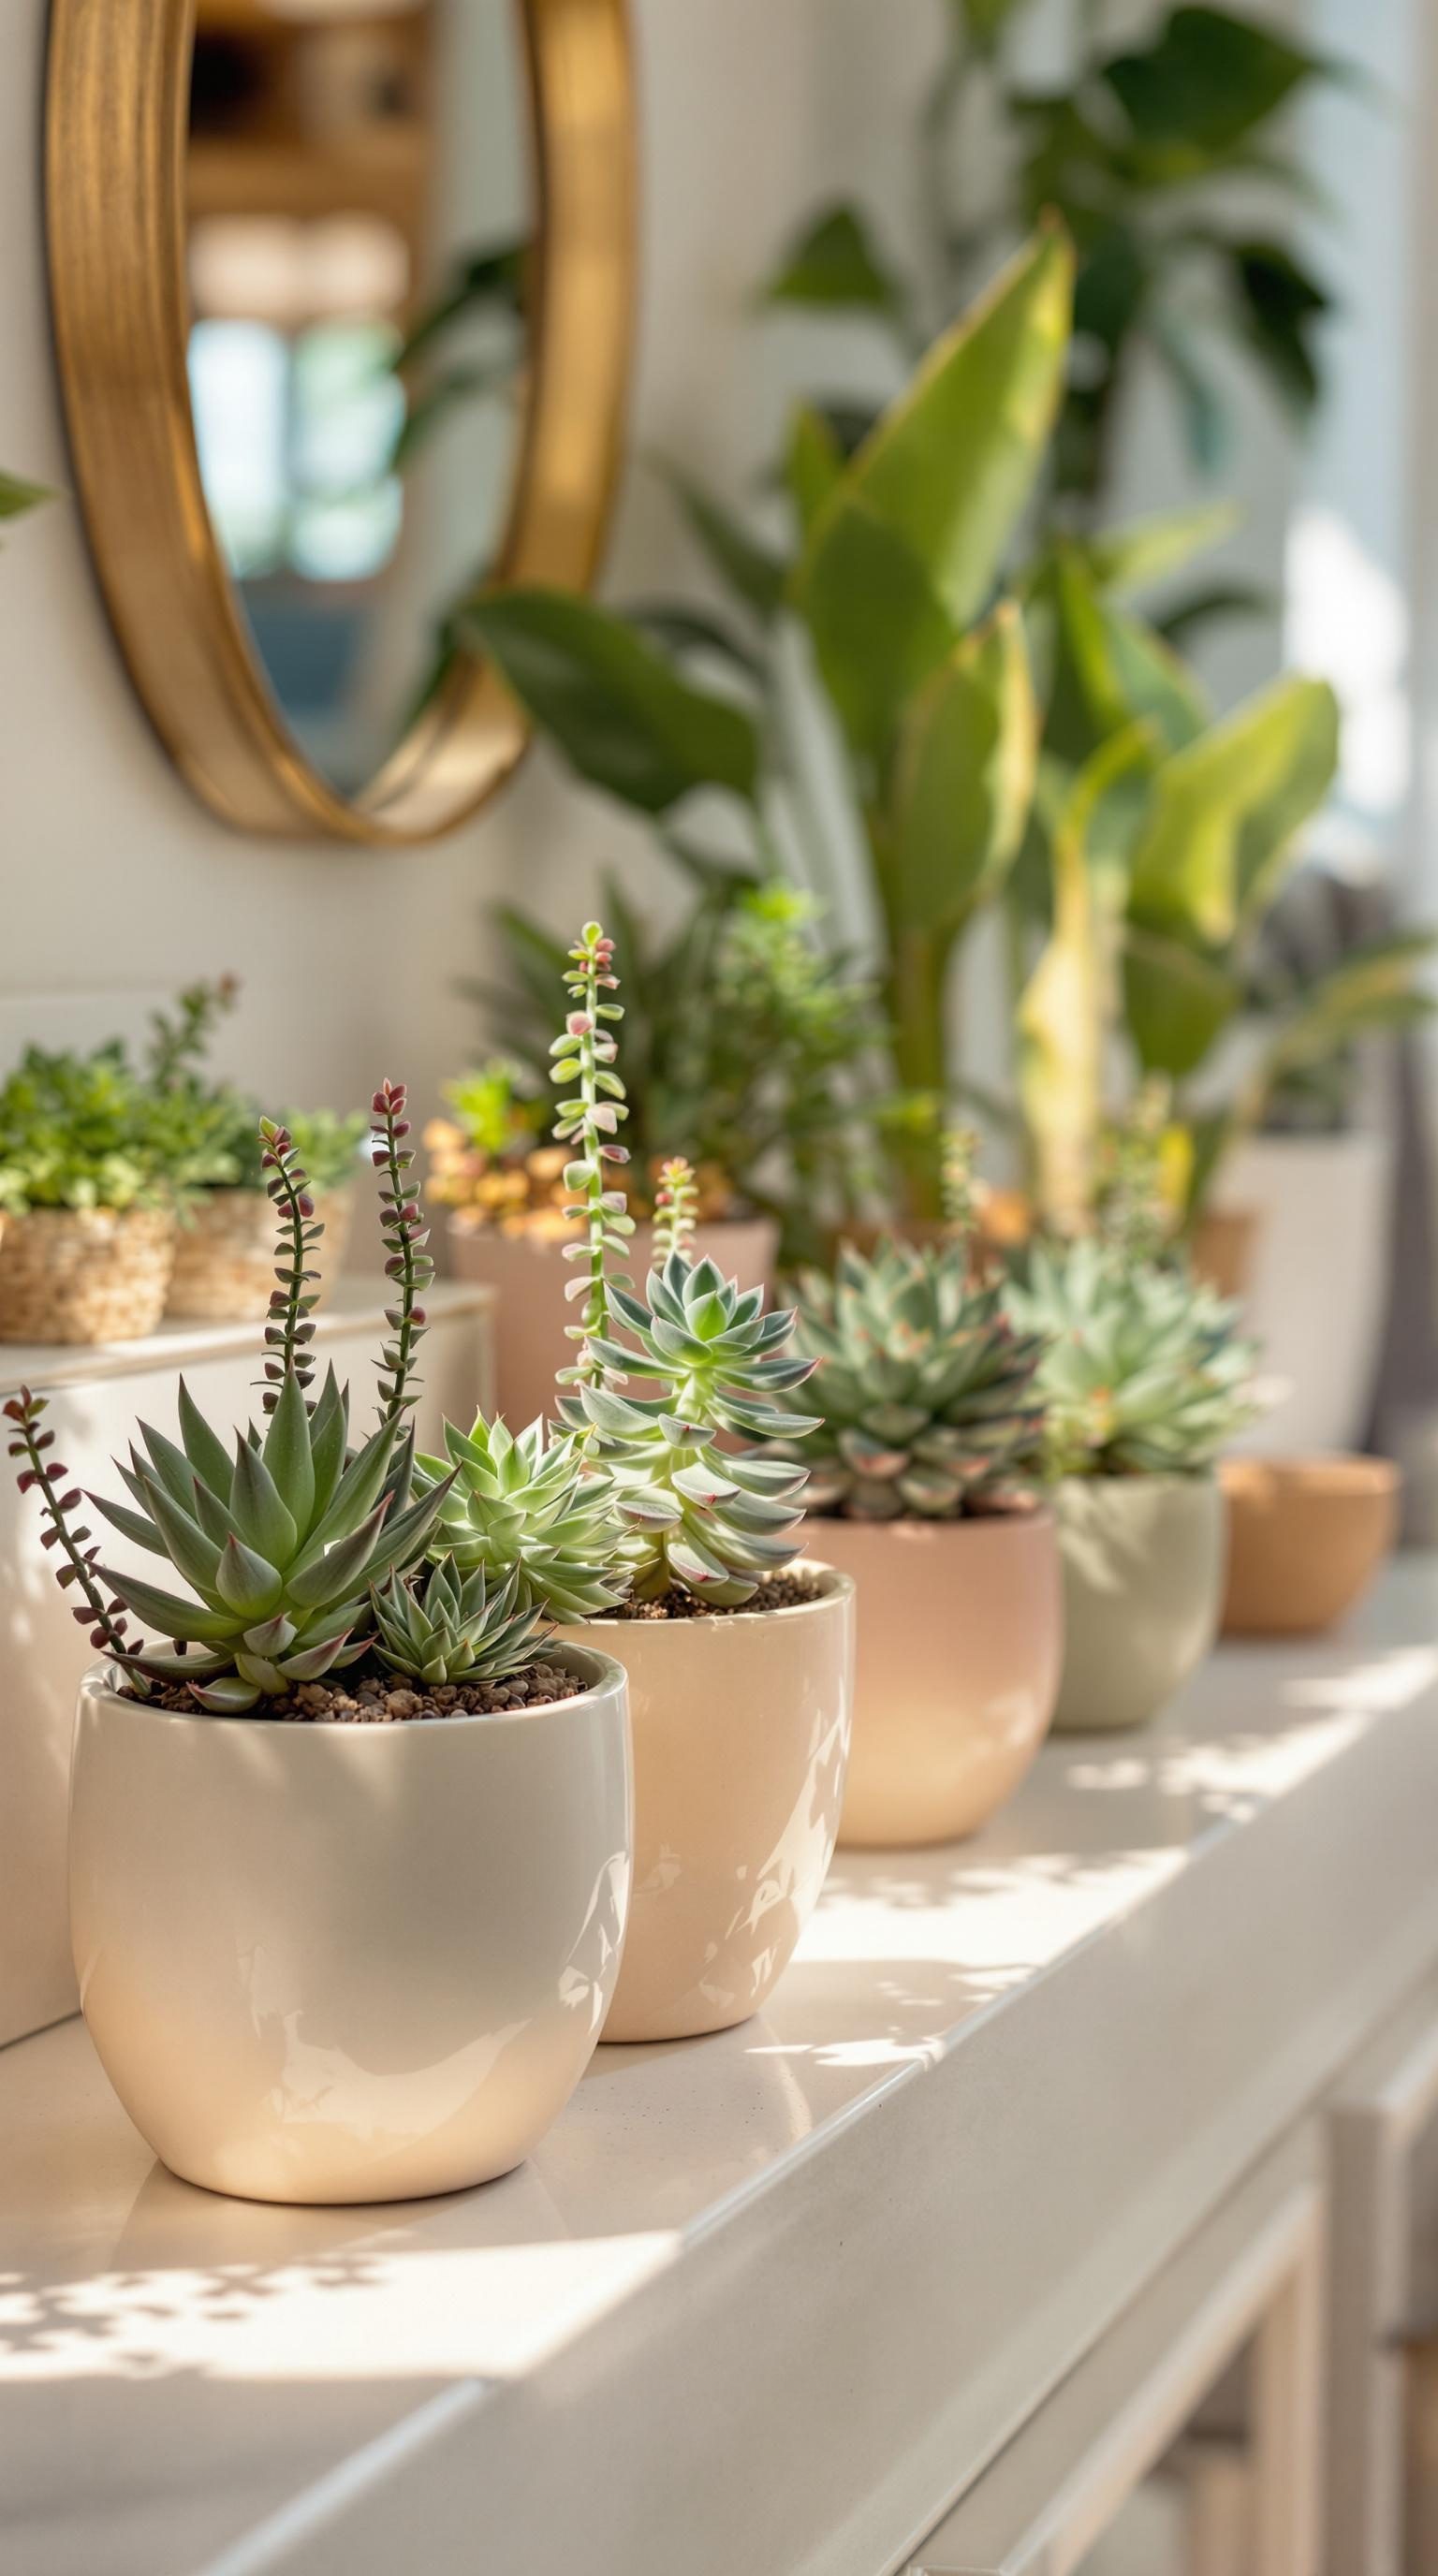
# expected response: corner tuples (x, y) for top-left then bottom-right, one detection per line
(372, 1560), (548, 1686)
(1005, 1237), (1257, 1479)
(6, 1087), (455, 1711)
(418, 1413), (631, 1619)
(778, 1237), (1046, 1519)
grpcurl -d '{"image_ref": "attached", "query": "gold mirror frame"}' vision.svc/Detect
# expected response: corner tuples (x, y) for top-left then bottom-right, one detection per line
(45, 0), (635, 845)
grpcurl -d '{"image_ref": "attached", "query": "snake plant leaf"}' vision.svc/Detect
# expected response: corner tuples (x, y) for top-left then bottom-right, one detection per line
(459, 590), (760, 812)
(1123, 925), (1245, 1080)
(887, 602), (1037, 940)
(801, 223), (1072, 637)
(1019, 726), (1155, 1230)
(785, 402), (845, 540)
(1126, 672), (1339, 945)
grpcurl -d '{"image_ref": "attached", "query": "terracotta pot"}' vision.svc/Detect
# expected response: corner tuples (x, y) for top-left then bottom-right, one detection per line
(814, 1507), (1063, 1848)
(1220, 1455), (1399, 1637)
(1051, 1473), (1227, 1733)
(0, 1206), (176, 1343)
(68, 1647), (632, 2204)
(448, 1214), (780, 1429)
(1190, 1205), (1257, 1300)
(166, 1181), (356, 1323)
(560, 1564), (854, 2042)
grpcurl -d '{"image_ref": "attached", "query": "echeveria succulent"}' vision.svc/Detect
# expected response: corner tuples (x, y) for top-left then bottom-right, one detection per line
(1005, 1236), (1257, 1479)
(418, 1414), (632, 1620)
(779, 1236), (1046, 1518)
(372, 1560), (549, 1687)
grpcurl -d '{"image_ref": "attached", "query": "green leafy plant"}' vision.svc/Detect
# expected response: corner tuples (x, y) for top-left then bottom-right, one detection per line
(0, 470), (53, 540)
(0, 1044), (189, 1214)
(461, 230), (1073, 1217)
(6, 1090), (454, 1712)
(371, 1560), (547, 1687)
(144, 977), (367, 1198)
(773, 1216), (1047, 1519)
(757, 1), (1346, 535)
(467, 877), (883, 1262)
(1005, 1235), (1256, 1477)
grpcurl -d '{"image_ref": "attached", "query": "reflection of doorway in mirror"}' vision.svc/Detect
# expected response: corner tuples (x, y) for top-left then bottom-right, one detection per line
(184, 0), (528, 797)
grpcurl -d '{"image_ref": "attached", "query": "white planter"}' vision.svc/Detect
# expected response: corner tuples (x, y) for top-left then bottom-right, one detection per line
(1213, 1132), (1394, 1456)
(69, 1647), (632, 2204)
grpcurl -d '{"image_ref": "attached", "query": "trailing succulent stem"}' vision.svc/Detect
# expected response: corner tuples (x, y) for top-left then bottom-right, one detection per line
(653, 1156), (697, 1266)
(145, 976), (239, 1092)
(372, 1079), (433, 1426)
(258, 1119), (321, 1412)
(5, 1388), (150, 1690)
(10, 1080), (456, 1713)
(551, 922), (634, 1393)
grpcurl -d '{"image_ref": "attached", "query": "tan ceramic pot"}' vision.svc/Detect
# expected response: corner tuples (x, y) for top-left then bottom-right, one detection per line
(1191, 1204), (1258, 1300)
(814, 1507), (1063, 1848)
(1052, 1472), (1227, 1734)
(69, 1647), (632, 2204)
(166, 1182), (356, 1323)
(1220, 1455), (1399, 1637)
(448, 1215), (780, 1430)
(0, 1206), (176, 1343)
(560, 1565), (854, 2042)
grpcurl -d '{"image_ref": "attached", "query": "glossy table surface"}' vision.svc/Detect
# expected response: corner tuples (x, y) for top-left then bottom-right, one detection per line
(5, 1559), (1438, 2576)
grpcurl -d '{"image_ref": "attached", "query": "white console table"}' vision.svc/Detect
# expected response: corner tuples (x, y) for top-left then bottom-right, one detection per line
(4, 1555), (1438, 2576)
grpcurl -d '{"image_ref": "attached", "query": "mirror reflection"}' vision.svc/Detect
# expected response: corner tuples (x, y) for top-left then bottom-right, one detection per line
(186, 0), (529, 794)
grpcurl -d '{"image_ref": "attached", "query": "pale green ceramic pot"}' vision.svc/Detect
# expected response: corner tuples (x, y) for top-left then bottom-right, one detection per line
(1051, 1472), (1228, 1734)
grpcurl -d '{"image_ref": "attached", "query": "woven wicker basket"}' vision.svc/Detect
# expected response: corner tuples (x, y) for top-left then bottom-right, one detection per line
(165, 1183), (356, 1324)
(0, 1206), (177, 1344)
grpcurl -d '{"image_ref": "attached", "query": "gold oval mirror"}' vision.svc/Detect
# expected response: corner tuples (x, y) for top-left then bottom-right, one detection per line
(46, 0), (635, 844)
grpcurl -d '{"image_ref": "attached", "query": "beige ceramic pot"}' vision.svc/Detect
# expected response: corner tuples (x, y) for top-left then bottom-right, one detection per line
(1220, 1455), (1399, 1637)
(69, 1646), (632, 2204)
(1052, 1473), (1227, 1734)
(448, 1215), (779, 1429)
(560, 1565), (854, 2042)
(166, 1181), (356, 1323)
(814, 1506), (1063, 1848)
(0, 1205), (176, 1343)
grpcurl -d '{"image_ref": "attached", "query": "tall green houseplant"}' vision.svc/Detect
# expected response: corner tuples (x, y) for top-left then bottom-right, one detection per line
(463, 227), (1075, 1214)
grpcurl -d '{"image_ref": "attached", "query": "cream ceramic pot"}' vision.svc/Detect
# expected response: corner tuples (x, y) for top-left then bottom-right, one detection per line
(69, 1647), (632, 2205)
(816, 1506), (1063, 1847)
(1052, 1473), (1227, 1734)
(448, 1216), (779, 1431)
(561, 1566), (854, 2043)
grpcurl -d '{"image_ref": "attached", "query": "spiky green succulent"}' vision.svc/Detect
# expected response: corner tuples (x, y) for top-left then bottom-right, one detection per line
(372, 1560), (550, 1687)
(7, 1089), (451, 1713)
(776, 1237), (1046, 1518)
(561, 1250), (817, 1606)
(1005, 1236), (1257, 1479)
(418, 1415), (631, 1619)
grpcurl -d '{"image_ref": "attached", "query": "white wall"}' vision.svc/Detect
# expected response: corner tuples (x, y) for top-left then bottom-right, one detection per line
(0, 1), (930, 1120)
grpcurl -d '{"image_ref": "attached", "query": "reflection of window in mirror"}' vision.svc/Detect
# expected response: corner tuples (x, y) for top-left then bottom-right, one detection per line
(184, 0), (530, 796)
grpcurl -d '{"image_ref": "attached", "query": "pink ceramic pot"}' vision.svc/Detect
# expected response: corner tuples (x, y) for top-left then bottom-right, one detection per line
(815, 1506), (1063, 1848)
(561, 1564), (854, 2042)
(448, 1215), (780, 1428)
